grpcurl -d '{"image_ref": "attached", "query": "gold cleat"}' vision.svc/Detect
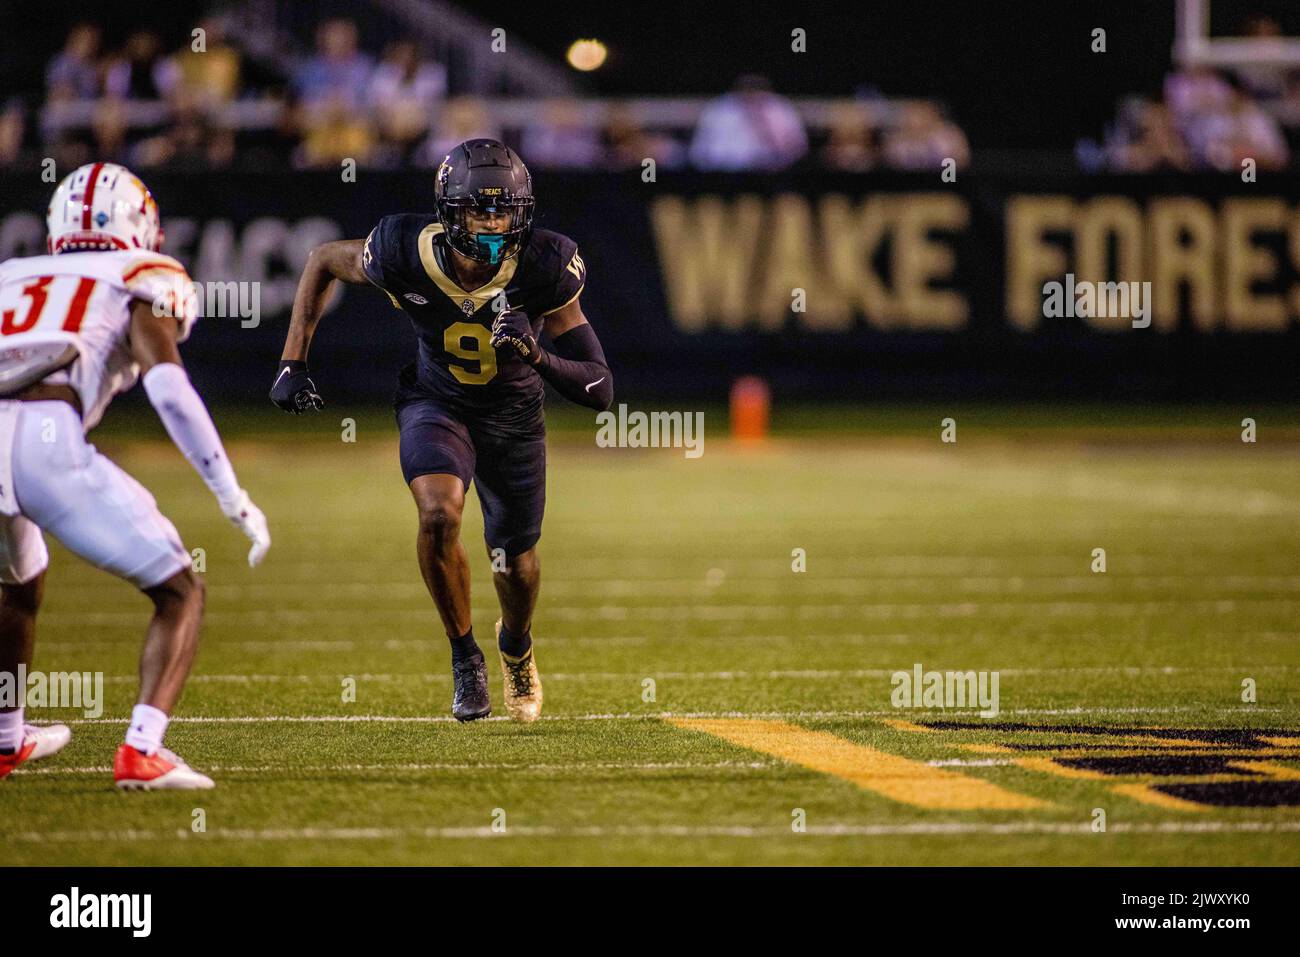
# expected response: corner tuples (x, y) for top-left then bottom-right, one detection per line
(495, 619), (543, 723)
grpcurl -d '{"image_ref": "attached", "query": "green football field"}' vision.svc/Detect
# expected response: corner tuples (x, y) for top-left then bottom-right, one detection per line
(3, 403), (1299, 866)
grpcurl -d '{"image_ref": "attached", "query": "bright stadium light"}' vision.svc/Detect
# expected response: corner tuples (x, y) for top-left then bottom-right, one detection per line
(566, 38), (608, 71)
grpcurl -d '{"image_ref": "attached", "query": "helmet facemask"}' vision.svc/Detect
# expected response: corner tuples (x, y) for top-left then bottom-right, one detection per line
(439, 196), (534, 265)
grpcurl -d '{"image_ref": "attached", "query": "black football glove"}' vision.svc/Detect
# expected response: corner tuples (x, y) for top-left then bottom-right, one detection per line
(269, 359), (324, 413)
(490, 310), (540, 365)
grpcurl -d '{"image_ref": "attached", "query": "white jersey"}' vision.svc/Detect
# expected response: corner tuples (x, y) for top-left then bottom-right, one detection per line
(0, 250), (197, 431)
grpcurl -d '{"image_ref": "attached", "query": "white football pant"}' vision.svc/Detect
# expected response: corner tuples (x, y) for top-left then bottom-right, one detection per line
(0, 400), (190, 589)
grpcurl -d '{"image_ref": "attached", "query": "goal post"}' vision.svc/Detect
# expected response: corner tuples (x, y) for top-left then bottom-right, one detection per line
(1175, 0), (1300, 67)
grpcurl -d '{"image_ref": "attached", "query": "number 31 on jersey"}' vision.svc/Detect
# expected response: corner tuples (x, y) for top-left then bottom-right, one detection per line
(0, 275), (97, 336)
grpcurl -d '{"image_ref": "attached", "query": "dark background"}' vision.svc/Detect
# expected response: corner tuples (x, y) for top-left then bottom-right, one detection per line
(9, 0), (1300, 147)
(5, 167), (1296, 404)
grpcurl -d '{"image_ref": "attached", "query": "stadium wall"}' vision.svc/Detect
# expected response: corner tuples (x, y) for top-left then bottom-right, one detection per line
(2, 171), (1298, 403)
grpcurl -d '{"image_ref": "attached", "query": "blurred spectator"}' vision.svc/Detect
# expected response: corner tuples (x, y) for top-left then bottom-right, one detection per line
(295, 99), (376, 169)
(1102, 67), (1290, 173)
(820, 103), (880, 172)
(47, 137), (94, 172)
(21, 19), (977, 175)
(293, 19), (373, 110)
(105, 31), (180, 100)
(1164, 65), (1234, 124)
(1235, 14), (1290, 102)
(418, 97), (502, 166)
(689, 75), (807, 171)
(0, 101), (24, 166)
(134, 92), (236, 170)
(1273, 71), (1300, 127)
(1106, 100), (1191, 172)
(605, 106), (686, 170)
(368, 41), (446, 164)
(172, 18), (242, 106)
(89, 97), (130, 164)
(1194, 83), (1289, 171)
(521, 99), (603, 168)
(46, 23), (103, 102)
(882, 101), (969, 171)
(369, 41), (446, 113)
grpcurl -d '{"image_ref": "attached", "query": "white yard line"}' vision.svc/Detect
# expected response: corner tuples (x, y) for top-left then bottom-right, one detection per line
(14, 759), (778, 777)
(122, 665), (1300, 681)
(51, 575), (1300, 599)
(53, 705), (1282, 726)
(34, 636), (667, 651)
(85, 665), (1298, 685)
(36, 598), (1300, 626)
(9, 821), (1300, 844)
(47, 555), (1300, 577)
(32, 631), (1296, 653)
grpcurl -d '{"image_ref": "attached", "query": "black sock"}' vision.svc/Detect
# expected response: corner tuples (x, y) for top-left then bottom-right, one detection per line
(449, 628), (482, 665)
(498, 622), (532, 658)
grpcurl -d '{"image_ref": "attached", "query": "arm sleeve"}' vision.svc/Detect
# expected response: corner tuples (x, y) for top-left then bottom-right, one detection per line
(535, 323), (613, 411)
(142, 362), (242, 510)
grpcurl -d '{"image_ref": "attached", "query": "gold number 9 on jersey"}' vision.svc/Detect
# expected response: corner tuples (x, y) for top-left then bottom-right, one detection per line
(444, 322), (497, 385)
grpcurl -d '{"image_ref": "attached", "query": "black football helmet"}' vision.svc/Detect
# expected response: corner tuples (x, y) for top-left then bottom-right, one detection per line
(435, 139), (535, 265)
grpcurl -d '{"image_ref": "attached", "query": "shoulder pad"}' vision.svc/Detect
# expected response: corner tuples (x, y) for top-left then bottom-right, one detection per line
(122, 253), (198, 340)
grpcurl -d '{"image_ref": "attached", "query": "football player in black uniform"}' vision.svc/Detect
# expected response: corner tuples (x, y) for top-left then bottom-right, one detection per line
(271, 139), (613, 723)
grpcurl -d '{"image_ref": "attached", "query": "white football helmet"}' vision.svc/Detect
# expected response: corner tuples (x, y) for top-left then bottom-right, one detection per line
(46, 162), (163, 254)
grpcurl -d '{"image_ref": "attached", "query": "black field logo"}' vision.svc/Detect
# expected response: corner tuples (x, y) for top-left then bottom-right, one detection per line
(911, 722), (1300, 809)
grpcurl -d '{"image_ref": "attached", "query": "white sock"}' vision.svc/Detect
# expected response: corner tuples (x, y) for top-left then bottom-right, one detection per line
(0, 708), (24, 752)
(124, 704), (168, 755)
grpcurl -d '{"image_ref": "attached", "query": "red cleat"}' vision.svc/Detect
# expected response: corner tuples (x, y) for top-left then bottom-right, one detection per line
(0, 724), (72, 780)
(0, 739), (36, 781)
(113, 744), (214, 791)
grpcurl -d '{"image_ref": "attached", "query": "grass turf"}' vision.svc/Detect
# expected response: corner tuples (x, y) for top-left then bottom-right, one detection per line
(2, 405), (1298, 865)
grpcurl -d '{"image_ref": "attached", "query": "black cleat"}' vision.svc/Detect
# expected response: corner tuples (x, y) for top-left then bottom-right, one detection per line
(451, 654), (491, 722)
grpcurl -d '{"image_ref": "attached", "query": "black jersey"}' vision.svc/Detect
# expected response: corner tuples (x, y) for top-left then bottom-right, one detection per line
(361, 213), (585, 428)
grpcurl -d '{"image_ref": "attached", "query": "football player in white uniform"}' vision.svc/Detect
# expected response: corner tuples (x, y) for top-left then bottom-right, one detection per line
(0, 162), (270, 789)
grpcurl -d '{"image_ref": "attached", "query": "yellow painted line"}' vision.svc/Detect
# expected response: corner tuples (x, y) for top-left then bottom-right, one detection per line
(881, 719), (935, 733)
(1111, 783), (1207, 812)
(1232, 760), (1300, 780)
(1262, 736), (1300, 748)
(666, 717), (1046, 810)
(1122, 773), (1272, 785)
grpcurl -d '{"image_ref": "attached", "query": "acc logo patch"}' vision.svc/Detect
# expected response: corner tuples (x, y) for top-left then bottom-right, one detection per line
(403, 293), (428, 305)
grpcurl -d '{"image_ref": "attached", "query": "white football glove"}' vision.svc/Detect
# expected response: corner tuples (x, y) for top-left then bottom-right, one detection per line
(220, 488), (271, 567)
